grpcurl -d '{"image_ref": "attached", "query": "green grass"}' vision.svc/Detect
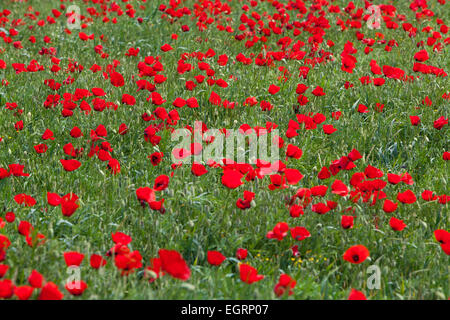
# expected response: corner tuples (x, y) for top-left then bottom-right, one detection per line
(0, 0), (448, 299)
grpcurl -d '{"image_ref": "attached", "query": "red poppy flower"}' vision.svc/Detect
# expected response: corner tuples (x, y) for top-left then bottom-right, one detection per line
(383, 199), (398, 213)
(114, 250), (143, 276)
(91, 87), (106, 96)
(236, 190), (255, 210)
(331, 111), (342, 120)
(154, 175), (169, 191)
(221, 170), (244, 189)
(14, 194), (36, 207)
(207, 251), (226, 266)
(0, 279), (14, 299)
(341, 215), (354, 229)
(289, 204), (303, 217)
(414, 50), (429, 62)
(70, 126), (83, 138)
(433, 116), (448, 130)
(209, 91), (222, 106)
(374, 103), (384, 112)
(8, 164), (29, 177)
(60, 193), (80, 217)
(331, 180), (349, 196)
(422, 96), (432, 106)
(284, 168), (303, 185)
(149, 91), (166, 105)
(94, 125), (107, 137)
(357, 104), (369, 113)
(65, 280), (88, 296)
(186, 97), (199, 108)
(328, 200), (338, 210)
(149, 199), (165, 213)
(274, 274), (296, 297)
(0, 264), (8, 278)
(173, 97), (186, 108)
(311, 203), (330, 214)
(111, 232), (132, 246)
(434, 229), (450, 255)
(297, 94), (309, 106)
(121, 93), (136, 106)
(0, 234), (11, 256)
(267, 222), (289, 241)
(60, 159), (81, 171)
(158, 249), (191, 281)
(148, 152), (164, 166)
(295, 83), (309, 94)
(34, 144), (48, 154)
(18, 221), (35, 237)
(317, 166), (330, 180)
(107, 159), (121, 175)
(14, 286), (34, 300)
(0, 168), (10, 180)
(290, 226), (311, 241)
(64, 251), (85, 266)
(14, 120), (23, 131)
(310, 186), (328, 197)
(343, 245), (370, 264)
(185, 80), (196, 90)
(389, 217), (406, 231)
(118, 123), (128, 135)
(236, 248), (248, 260)
(90, 254), (107, 269)
(160, 43), (173, 52)
(5, 212), (14, 223)
(348, 289), (367, 300)
(239, 263), (264, 284)
(110, 71), (124, 87)
(28, 270), (44, 288)
(191, 162), (208, 176)
(268, 84), (280, 95)
(364, 165), (384, 178)
(47, 192), (61, 206)
(286, 144), (303, 159)
(387, 173), (401, 184)
(136, 187), (156, 207)
(38, 282), (64, 300)
(422, 190), (438, 201)
(145, 257), (164, 282)
(323, 124), (337, 135)
(397, 190), (417, 204)
(312, 86), (325, 96)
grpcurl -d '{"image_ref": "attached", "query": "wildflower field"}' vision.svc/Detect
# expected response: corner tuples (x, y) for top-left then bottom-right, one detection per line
(0, 0), (448, 300)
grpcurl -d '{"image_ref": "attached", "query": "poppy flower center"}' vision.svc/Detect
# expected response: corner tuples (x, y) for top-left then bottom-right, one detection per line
(352, 254), (359, 262)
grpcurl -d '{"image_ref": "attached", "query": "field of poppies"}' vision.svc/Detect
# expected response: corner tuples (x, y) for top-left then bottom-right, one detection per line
(0, 0), (448, 300)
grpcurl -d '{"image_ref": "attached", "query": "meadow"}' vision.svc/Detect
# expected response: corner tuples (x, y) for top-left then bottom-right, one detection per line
(0, 0), (448, 300)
